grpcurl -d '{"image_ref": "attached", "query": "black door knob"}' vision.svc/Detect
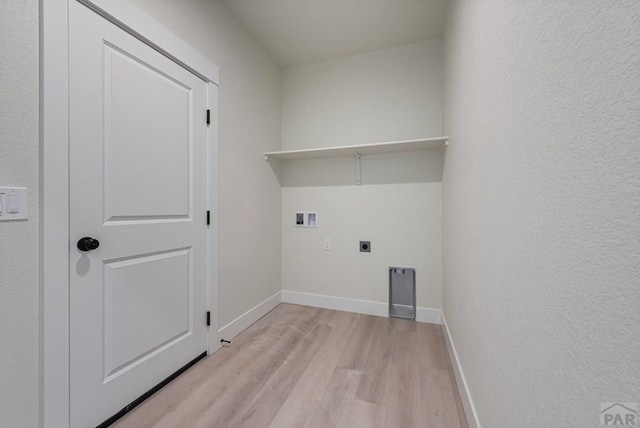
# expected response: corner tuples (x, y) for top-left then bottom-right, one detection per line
(77, 237), (100, 252)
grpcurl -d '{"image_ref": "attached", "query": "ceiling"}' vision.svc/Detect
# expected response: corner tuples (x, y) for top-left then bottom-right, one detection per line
(221, 0), (447, 68)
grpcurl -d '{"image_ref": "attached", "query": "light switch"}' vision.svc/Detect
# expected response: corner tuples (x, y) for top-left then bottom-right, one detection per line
(7, 194), (19, 213)
(0, 187), (28, 221)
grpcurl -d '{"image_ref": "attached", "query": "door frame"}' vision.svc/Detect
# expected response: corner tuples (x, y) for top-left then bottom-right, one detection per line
(40, 1), (220, 426)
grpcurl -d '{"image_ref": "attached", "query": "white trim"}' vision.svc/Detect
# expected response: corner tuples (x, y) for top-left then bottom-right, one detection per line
(416, 306), (442, 324)
(441, 313), (482, 428)
(281, 290), (442, 324)
(77, 0), (218, 84)
(40, 1), (70, 426)
(218, 292), (282, 340)
(41, 2), (220, 427)
(282, 290), (387, 317)
(207, 83), (221, 355)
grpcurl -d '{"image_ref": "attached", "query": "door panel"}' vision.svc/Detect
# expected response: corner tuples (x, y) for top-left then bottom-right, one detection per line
(104, 42), (192, 221)
(103, 248), (192, 380)
(69, 2), (209, 427)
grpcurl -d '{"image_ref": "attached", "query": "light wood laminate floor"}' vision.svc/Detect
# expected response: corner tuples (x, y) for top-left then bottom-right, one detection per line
(114, 304), (468, 428)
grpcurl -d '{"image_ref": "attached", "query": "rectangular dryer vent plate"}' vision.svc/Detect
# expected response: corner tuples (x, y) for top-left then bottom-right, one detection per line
(389, 267), (416, 320)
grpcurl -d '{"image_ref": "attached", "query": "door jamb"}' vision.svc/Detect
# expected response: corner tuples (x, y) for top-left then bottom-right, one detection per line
(40, 2), (220, 426)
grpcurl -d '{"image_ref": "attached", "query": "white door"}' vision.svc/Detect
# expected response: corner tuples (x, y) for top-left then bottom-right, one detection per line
(69, 2), (210, 426)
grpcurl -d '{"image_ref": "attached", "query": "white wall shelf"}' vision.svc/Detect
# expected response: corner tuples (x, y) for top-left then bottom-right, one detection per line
(263, 137), (449, 161)
(265, 137), (448, 185)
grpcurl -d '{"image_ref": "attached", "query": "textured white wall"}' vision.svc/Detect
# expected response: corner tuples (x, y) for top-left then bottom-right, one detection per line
(128, 0), (282, 327)
(280, 41), (443, 311)
(282, 183), (442, 310)
(442, 1), (640, 427)
(282, 39), (442, 150)
(0, 1), (40, 427)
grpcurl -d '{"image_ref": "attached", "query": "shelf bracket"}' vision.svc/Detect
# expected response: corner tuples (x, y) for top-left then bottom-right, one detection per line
(353, 150), (362, 185)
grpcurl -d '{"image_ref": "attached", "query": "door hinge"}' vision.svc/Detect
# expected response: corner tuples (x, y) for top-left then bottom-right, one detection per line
(206, 109), (211, 125)
(206, 210), (210, 225)
(206, 311), (211, 326)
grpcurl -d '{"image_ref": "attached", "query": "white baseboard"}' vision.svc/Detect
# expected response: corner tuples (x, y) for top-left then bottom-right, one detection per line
(282, 290), (387, 317)
(216, 290), (442, 342)
(281, 290), (441, 325)
(218, 291), (281, 340)
(416, 306), (442, 324)
(441, 312), (481, 428)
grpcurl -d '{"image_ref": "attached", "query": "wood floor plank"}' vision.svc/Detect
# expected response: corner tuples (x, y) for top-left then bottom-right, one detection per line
(267, 309), (358, 428)
(156, 306), (323, 427)
(381, 325), (427, 428)
(113, 304), (468, 428)
(344, 397), (378, 428)
(354, 315), (394, 405)
(219, 322), (333, 427)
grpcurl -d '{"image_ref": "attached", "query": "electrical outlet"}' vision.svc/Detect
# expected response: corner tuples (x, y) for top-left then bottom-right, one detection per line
(359, 241), (371, 253)
(324, 238), (331, 251)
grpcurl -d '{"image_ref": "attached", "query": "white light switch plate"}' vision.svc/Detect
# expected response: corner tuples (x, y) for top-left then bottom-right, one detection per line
(0, 187), (28, 221)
